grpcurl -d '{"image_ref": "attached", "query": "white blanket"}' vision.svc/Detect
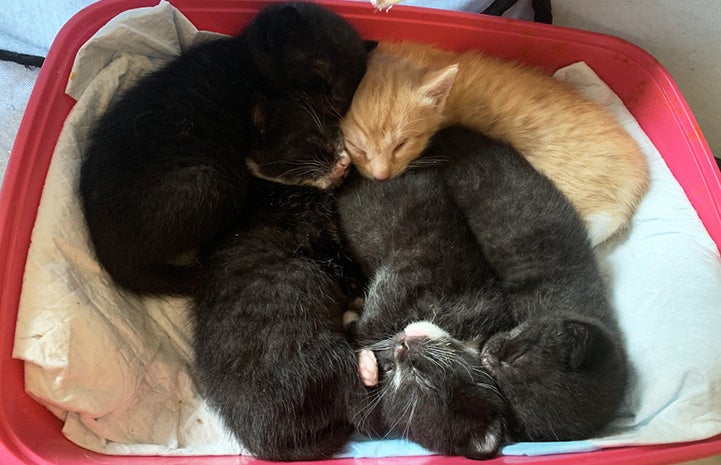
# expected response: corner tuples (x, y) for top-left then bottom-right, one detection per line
(12, 1), (721, 458)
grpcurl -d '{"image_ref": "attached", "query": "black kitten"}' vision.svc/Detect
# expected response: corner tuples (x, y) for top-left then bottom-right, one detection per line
(434, 126), (628, 442)
(191, 179), (365, 461)
(337, 169), (514, 459)
(79, 2), (371, 295)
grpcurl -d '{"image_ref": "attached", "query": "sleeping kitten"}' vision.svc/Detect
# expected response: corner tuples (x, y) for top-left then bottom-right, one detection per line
(434, 127), (628, 441)
(337, 168), (514, 459)
(191, 179), (365, 461)
(340, 41), (649, 245)
(363, 321), (509, 460)
(79, 2), (371, 295)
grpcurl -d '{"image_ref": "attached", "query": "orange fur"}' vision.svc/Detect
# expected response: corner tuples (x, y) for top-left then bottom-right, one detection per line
(341, 41), (649, 245)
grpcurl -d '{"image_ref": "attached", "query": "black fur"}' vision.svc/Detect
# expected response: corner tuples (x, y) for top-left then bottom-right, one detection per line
(191, 180), (365, 461)
(433, 126), (628, 442)
(79, 2), (370, 295)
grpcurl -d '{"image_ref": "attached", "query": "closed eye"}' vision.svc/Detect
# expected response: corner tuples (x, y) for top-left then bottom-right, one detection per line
(345, 140), (367, 159)
(313, 61), (332, 84)
(392, 139), (408, 157)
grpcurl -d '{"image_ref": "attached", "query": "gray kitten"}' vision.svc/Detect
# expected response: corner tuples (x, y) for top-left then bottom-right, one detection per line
(436, 126), (628, 442)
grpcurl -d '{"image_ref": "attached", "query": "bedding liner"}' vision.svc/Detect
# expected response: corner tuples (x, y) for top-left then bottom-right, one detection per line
(12, 1), (721, 458)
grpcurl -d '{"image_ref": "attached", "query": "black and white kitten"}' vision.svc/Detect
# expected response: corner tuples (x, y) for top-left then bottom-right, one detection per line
(337, 168), (514, 459)
(434, 126), (628, 442)
(191, 179), (365, 461)
(79, 2), (372, 295)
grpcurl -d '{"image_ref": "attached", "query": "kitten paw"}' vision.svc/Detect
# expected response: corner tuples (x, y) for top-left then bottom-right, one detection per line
(358, 349), (379, 387)
(343, 310), (360, 329)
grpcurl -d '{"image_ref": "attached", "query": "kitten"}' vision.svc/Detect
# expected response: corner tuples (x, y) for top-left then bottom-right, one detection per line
(366, 321), (509, 460)
(191, 179), (365, 461)
(337, 168), (514, 459)
(434, 126), (628, 441)
(79, 2), (371, 295)
(340, 41), (649, 245)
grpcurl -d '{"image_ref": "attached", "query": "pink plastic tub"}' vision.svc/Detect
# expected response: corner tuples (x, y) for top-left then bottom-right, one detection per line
(1, 1), (720, 464)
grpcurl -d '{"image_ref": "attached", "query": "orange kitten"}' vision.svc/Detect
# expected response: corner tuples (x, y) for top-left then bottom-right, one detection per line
(340, 41), (649, 245)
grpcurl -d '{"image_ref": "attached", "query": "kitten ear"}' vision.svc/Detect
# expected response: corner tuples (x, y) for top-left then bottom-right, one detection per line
(565, 320), (613, 370)
(265, 5), (308, 49)
(250, 93), (268, 137)
(364, 40), (379, 53)
(419, 64), (459, 108)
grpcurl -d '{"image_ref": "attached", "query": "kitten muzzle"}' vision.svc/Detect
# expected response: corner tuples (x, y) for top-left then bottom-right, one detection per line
(394, 336), (410, 362)
(326, 152), (352, 187)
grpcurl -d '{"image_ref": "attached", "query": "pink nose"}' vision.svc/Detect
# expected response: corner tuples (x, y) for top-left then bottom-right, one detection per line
(337, 155), (351, 168)
(372, 172), (390, 181)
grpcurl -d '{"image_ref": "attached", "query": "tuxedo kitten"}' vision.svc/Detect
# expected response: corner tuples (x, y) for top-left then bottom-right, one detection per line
(433, 126), (628, 441)
(191, 179), (364, 461)
(337, 169), (514, 459)
(363, 320), (510, 460)
(340, 41), (648, 245)
(79, 2), (370, 295)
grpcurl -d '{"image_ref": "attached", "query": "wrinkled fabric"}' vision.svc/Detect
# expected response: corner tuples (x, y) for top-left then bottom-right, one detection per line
(13, 1), (721, 459)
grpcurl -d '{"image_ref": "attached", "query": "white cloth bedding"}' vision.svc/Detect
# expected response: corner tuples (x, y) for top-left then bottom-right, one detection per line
(12, 1), (721, 458)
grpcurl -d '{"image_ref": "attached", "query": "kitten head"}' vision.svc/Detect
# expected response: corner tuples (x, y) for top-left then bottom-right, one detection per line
(366, 321), (507, 460)
(247, 95), (351, 189)
(341, 52), (458, 181)
(244, 2), (374, 116)
(481, 315), (627, 441)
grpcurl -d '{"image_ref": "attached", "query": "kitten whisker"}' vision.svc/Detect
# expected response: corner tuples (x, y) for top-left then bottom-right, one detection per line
(297, 94), (325, 131)
(402, 392), (418, 440)
(351, 387), (385, 428)
(384, 391), (415, 439)
(457, 357), (477, 384)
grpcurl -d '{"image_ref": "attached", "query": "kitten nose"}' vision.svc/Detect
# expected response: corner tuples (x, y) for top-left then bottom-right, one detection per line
(483, 339), (502, 358)
(337, 152), (351, 168)
(394, 337), (409, 361)
(369, 162), (391, 181)
(372, 171), (390, 181)
(481, 339), (503, 370)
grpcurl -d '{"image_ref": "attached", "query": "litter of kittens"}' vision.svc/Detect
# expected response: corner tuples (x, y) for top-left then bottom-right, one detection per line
(1, 1), (721, 464)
